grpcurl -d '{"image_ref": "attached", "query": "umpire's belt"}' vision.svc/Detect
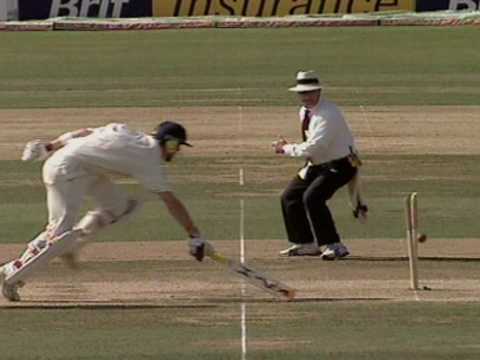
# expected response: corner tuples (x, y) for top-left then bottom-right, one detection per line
(299, 156), (353, 180)
(312, 156), (351, 170)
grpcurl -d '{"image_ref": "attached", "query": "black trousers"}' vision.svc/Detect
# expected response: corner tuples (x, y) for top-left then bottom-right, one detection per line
(281, 157), (357, 246)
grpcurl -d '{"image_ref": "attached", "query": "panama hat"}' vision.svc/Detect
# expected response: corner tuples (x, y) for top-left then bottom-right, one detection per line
(288, 71), (323, 92)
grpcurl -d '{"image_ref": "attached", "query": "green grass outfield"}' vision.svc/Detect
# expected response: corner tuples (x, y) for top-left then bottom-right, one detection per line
(0, 27), (479, 108)
(0, 27), (478, 240)
(1, 27), (480, 360)
(0, 27), (479, 241)
(1, 302), (480, 360)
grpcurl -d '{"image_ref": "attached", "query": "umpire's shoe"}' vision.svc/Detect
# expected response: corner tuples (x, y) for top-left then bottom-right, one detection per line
(321, 242), (350, 261)
(279, 243), (322, 257)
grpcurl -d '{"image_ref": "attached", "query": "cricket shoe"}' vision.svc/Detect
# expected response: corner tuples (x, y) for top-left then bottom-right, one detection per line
(0, 262), (24, 302)
(321, 242), (350, 261)
(279, 243), (322, 257)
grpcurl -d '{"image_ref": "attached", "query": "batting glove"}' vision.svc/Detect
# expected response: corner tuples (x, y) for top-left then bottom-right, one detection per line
(188, 236), (214, 262)
(21, 140), (50, 162)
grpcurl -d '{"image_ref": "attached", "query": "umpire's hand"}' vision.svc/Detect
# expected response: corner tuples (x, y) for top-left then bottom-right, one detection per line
(272, 137), (288, 154)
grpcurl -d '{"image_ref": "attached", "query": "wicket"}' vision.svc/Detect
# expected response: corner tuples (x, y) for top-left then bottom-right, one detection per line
(405, 192), (419, 290)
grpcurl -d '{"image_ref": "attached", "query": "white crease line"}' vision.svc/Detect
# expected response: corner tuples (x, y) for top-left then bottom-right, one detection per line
(238, 103), (247, 360)
(239, 168), (245, 186)
(241, 302), (247, 360)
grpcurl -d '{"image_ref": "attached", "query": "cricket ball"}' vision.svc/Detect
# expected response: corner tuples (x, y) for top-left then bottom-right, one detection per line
(417, 233), (427, 243)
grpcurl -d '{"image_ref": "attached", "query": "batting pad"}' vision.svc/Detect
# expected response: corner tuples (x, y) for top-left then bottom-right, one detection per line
(5, 229), (83, 285)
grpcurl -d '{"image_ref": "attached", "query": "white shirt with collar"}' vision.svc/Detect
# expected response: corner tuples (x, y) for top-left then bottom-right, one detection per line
(282, 98), (356, 165)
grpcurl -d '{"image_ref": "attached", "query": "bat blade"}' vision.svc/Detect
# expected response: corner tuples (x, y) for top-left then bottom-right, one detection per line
(208, 252), (296, 301)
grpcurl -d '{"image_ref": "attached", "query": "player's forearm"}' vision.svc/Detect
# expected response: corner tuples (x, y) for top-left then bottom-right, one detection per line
(160, 192), (200, 237)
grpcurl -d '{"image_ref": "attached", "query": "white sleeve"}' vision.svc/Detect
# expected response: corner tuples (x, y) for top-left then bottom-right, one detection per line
(282, 118), (336, 158)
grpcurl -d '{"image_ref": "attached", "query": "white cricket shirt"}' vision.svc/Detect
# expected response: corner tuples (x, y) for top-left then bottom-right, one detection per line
(282, 99), (356, 165)
(43, 123), (170, 193)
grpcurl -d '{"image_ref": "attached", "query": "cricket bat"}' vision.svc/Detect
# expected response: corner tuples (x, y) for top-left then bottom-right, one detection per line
(208, 252), (296, 301)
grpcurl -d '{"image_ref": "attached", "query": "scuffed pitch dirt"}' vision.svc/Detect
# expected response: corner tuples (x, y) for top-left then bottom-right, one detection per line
(1, 106), (480, 160)
(1, 239), (480, 307)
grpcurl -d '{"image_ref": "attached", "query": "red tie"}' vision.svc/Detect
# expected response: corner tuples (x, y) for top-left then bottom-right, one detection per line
(301, 109), (311, 141)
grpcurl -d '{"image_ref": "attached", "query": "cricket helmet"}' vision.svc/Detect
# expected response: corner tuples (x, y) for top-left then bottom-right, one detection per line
(151, 121), (192, 147)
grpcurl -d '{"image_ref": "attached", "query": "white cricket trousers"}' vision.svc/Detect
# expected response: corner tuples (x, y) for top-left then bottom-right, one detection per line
(46, 174), (130, 239)
(9, 169), (129, 280)
(5, 168), (131, 284)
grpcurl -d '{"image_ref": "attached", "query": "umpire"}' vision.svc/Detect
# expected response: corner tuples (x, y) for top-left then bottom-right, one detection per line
(273, 70), (366, 259)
